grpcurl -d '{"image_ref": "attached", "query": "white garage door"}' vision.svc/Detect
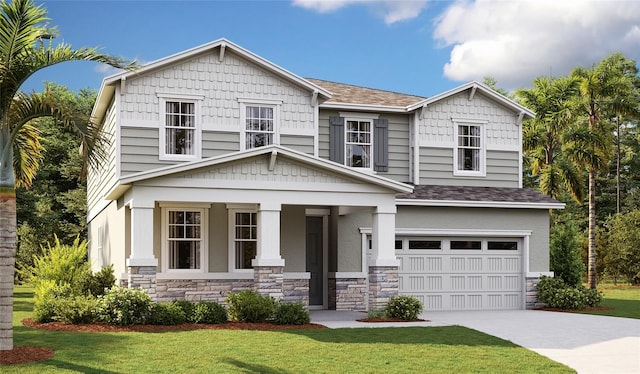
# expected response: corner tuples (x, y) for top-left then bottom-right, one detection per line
(396, 237), (523, 311)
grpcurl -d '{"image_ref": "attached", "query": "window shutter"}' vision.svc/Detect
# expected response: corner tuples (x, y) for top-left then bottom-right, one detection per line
(374, 118), (389, 172)
(329, 116), (344, 163)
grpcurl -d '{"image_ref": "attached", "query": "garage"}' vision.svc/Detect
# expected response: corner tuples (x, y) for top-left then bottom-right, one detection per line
(396, 236), (524, 311)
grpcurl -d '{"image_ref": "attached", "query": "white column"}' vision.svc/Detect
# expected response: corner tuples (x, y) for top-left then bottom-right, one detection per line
(127, 203), (158, 267)
(252, 202), (285, 267)
(368, 204), (399, 267)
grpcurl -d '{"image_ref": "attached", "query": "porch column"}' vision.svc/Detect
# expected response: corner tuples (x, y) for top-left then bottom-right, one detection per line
(368, 204), (399, 311)
(252, 202), (285, 299)
(127, 201), (158, 299)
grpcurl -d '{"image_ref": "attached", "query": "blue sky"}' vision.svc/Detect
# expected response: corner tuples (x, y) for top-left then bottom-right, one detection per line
(23, 0), (640, 98)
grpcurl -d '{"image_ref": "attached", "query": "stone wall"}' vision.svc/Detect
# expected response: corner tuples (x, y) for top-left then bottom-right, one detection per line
(254, 266), (284, 300)
(128, 266), (157, 300)
(156, 279), (253, 303)
(328, 276), (367, 311)
(368, 266), (398, 311)
(526, 276), (544, 309)
(283, 278), (309, 306)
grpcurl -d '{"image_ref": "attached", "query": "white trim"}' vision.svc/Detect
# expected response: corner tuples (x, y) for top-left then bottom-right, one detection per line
(453, 119), (486, 177)
(159, 202), (212, 208)
(526, 271), (554, 278)
(157, 92), (205, 101)
(121, 119), (159, 128)
(395, 199), (565, 209)
(159, 96), (202, 161)
(451, 118), (488, 124)
(344, 116), (374, 171)
(239, 101), (280, 151)
(226, 203), (258, 210)
(339, 111), (380, 119)
(359, 227), (533, 237)
(305, 208), (331, 216)
(412, 111), (420, 185)
(280, 127), (315, 136)
(328, 272), (367, 278)
(161, 206), (209, 273)
(156, 272), (254, 280)
(237, 98), (283, 105)
(228, 207), (257, 272)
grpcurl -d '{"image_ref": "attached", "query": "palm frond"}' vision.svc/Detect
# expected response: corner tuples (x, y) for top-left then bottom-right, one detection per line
(12, 121), (41, 188)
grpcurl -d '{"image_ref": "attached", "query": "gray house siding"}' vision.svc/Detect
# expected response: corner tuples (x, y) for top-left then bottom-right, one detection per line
(318, 109), (410, 182)
(419, 148), (519, 187)
(87, 98), (118, 215)
(118, 49), (315, 175)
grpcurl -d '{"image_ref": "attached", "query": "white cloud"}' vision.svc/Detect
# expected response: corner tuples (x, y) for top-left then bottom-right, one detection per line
(433, 0), (640, 89)
(292, 0), (428, 24)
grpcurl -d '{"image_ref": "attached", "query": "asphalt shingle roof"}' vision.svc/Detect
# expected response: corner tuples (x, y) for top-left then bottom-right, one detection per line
(307, 78), (426, 107)
(397, 185), (560, 204)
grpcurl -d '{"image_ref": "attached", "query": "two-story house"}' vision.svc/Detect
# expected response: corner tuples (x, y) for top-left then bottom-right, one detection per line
(87, 39), (562, 312)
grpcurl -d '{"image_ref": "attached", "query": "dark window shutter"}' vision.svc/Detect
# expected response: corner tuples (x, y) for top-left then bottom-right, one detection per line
(374, 118), (389, 172)
(329, 116), (344, 164)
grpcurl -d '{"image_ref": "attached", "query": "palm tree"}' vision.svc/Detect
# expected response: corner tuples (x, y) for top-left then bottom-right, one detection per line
(516, 76), (584, 201)
(571, 54), (639, 289)
(0, 0), (135, 350)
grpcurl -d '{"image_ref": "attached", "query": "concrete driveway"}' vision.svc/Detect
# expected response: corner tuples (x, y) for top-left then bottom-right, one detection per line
(311, 310), (640, 373)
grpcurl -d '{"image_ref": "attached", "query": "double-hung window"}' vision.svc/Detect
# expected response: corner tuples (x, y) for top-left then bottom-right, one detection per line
(238, 99), (281, 151)
(453, 120), (486, 176)
(228, 207), (258, 271)
(159, 94), (203, 160)
(345, 119), (372, 168)
(161, 204), (209, 272)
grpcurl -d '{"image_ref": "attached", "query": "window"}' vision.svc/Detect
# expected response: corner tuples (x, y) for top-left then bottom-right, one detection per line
(161, 206), (208, 272)
(453, 120), (486, 176)
(409, 240), (442, 250)
(245, 106), (274, 149)
(346, 120), (372, 168)
(158, 94), (203, 160)
(233, 212), (257, 270)
(450, 240), (482, 250)
(488, 241), (518, 250)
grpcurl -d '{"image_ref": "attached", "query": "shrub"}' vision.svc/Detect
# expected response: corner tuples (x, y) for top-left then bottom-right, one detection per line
(273, 302), (310, 325)
(98, 286), (152, 326)
(536, 276), (603, 309)
(53, 295), (99, 324)
(227, 290), (276, 323)
(86, 265), (116, 297)
(386, 295), (423, 321)
(550, 221), (585, 287)
(33, 280), (73, 323)
(172, 300), (196, 322)
(192, 301), (228, 324)
(148, 302), (187, 325)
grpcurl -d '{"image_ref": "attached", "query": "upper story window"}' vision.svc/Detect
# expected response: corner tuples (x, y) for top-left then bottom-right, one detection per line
(158, 94), (203, 161)
(346, 120), (372, 168)
(329, 114), (388, 172)
(238, 99), (281, 151)
(453, 120), (486, 176)
(160, 203), (210, 273)
(245, 106), (274, 149)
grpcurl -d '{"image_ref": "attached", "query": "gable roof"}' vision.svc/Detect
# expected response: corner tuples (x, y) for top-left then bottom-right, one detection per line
(108, 145), (413, 199)
(397, 185), (564, 209)
(92, 38), (332, 123)
(407, 81), (535, 119)
(307, 78), (426, 110)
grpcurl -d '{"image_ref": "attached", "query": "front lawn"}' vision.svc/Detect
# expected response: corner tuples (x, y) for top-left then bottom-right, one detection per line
(578, 284), (640, 319)
(5, 285), (573, 373)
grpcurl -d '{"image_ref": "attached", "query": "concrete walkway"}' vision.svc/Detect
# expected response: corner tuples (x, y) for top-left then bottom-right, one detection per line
(310, 310), (640, 374)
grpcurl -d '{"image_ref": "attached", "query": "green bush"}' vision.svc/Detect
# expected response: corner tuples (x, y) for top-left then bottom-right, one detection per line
(53, 295), (99, 324)
(273, 302), (310, 325)
(172, 300), (196, 322)
(550, 221), (585, 287)
(192, 301), (228, 324)
(148, 302), (187, 325)
(98, 286), (152, 326)
(86, 265), (116, 297)
(33, 280), (73, 323)
(386, 295), (424, 321)
(536, 276), (603, 309)
(227, 290), (276, 323)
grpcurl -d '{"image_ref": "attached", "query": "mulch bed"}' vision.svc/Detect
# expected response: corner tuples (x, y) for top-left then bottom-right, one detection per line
(1, 318), (326, 366)
(356, 317), (428, 323)
(534, 306), (614, 313)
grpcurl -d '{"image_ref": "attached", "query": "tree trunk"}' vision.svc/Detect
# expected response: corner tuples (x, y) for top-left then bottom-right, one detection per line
(616, 116), (621, 214)
(588, 167), (597, 289)
(0, 188), (15, 351)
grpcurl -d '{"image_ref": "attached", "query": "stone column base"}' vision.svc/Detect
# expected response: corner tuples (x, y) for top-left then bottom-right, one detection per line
(128, 266), (157, 301)
(253, 266), (284, 300)
(526, 276), (544, 309)
(368, 266), (399, 311)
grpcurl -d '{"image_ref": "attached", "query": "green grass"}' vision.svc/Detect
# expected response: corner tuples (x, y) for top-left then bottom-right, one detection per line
(5, 285), (574, 373)
(578, 284), (640, 319)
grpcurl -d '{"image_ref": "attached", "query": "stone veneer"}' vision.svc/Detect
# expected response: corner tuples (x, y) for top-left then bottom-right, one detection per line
(328, 276), (367, 311)
(128, 266), (157, 300)
(525, 276), (544, 309)
(283, 278), (310, 306)
(156, 279), (254, 303)
(368, 266), (399, 311)
(254, 266), (284, 300)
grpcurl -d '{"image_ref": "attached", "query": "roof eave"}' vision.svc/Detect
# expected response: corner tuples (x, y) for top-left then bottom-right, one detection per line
(395, 198), (565, 209)
(319, 101), (411, 113)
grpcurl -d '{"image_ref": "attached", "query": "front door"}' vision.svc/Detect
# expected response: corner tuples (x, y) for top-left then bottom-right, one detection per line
(306, 216), (323, 306)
